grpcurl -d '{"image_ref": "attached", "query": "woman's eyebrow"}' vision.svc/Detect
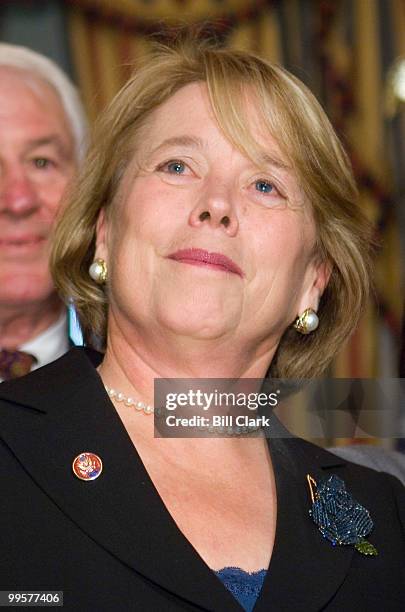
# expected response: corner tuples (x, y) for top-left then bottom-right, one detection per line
(148, 135), (204, 157)
(256, 151), (291, 171)
(146, 134), (291, 172)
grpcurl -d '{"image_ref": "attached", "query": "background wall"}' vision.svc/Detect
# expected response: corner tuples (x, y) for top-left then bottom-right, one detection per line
(1, 0), (404, 380)
(0, 1), (73, 74)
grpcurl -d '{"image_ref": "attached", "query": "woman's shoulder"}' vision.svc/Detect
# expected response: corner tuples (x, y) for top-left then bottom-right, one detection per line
(298, 434), (405, 484)
(329, 443), (405, 485)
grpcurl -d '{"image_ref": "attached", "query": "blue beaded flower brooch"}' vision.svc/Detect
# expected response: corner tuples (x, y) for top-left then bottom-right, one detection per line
(307, 474), (378, 556)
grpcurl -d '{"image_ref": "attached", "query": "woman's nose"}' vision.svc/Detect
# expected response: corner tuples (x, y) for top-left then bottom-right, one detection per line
(189, 182), (239, 236)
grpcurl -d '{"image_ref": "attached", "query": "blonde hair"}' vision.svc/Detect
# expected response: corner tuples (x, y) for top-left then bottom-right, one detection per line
(51, 37), (373, 378)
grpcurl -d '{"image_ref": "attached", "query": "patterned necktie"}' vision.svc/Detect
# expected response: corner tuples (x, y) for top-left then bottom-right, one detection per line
(0, 349), (37, 380)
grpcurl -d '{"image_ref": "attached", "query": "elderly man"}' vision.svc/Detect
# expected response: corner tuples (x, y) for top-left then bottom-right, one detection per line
(0, 44), (87, 380)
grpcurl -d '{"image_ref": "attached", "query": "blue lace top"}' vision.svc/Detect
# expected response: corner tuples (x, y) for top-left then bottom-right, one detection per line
(214, 566), (267, 611)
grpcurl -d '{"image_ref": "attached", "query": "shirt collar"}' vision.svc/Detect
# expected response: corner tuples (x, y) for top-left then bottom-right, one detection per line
(20, 312), (69, 371)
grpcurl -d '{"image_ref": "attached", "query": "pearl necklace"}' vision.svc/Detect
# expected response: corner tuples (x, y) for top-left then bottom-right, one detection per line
(105, 385), (155, 415)
(105, 384), (261, 436)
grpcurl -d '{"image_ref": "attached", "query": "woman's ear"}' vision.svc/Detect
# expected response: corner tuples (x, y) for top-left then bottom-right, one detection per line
(296, 258), (332, 315)
(94, 208), (109, 262)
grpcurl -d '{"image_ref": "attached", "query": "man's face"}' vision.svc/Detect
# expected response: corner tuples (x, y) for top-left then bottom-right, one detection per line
(0, 67), (76, 308)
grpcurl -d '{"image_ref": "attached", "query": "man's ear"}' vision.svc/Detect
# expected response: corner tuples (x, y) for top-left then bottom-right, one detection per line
(296, 258), (332, 315)
(94, 208), (109, 262)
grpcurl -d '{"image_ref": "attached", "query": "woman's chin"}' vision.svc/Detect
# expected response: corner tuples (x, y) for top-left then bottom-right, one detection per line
(156, 309), (237, 341)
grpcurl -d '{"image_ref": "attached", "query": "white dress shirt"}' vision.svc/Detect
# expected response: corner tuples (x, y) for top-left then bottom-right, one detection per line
(21, 312), (69, 371)
(0, 313), (70, 382)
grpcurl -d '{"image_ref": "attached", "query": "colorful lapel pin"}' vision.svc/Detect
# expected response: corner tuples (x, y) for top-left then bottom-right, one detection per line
(72, 452), (103, 481)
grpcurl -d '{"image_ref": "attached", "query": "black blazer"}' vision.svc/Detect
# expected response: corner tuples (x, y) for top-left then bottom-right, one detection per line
(0, 348), (404, 611)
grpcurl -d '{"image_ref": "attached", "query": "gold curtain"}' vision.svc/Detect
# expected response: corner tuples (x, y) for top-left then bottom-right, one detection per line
(67, 0), (404, 380)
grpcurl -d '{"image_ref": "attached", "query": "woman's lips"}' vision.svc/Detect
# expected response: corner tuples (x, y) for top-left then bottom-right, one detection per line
(167, 248), (243, 277)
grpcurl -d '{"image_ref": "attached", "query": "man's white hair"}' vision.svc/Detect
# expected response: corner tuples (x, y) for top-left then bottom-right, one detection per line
(0, 43), (87, 160)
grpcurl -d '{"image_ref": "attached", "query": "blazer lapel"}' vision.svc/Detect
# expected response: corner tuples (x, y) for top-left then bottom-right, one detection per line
(0, 348), (242, 612)
(255, 423), (355, 611)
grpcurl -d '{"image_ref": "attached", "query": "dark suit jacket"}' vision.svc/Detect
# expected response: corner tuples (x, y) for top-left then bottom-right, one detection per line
(0, 348), (404, 611)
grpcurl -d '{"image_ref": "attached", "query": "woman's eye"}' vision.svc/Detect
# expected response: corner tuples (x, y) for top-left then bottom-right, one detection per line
(159, 160), (186, 174)
(255, 180), (275, 194)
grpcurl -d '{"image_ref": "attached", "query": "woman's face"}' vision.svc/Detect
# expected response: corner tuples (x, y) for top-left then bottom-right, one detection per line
(97, 82), (328, 349)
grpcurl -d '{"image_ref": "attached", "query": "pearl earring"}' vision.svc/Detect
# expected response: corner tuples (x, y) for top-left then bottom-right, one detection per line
(294, 308), (319, 334)
(89, 258), (107, 284)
